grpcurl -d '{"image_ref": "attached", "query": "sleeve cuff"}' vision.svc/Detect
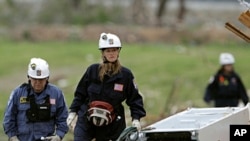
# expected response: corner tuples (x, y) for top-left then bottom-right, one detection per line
(70, 109), (77, 113)
(56, 130), (66, 139)
(7, 132), (17, 138)
(132, 116), (140, 121)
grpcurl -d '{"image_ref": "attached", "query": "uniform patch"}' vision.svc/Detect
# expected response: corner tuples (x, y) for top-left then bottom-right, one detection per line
(133, 79), (138, 89)
(224, 79), (229, 86)
(231, 77), (237, 84)
(109, 39), (114, 45)
(208, 76), (215, 84)
(36, 70), (41, 76)
(31, 63), (36, 70)
(114, 83), (123, 91)
(20, 97), (28, 103)
(219, 75), (225, 83)
(102, 34), (107, 40)
(50, 98), (56, 104)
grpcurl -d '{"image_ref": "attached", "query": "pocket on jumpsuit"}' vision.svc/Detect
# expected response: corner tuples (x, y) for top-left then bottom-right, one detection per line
(35, 121), (55, 137)
(107, 91), (126, 139)
(17, 104), (30, 135)
(87, 83), (101, 96)
(74, 112), (92, 140)
(36, 105), (56, 136)
(110, 91), (125, 103)
(50, 105), (57, 118)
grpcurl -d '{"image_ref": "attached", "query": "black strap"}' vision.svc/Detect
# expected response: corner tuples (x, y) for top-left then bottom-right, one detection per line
(23, 82), (52, 122)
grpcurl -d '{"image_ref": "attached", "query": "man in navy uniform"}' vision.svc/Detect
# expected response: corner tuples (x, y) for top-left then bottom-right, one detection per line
(3, 58), (68, 141)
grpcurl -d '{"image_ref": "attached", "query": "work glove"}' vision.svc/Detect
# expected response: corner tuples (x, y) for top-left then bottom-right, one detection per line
(44, 135), (61, 141)
(132, 119), (141, 131)
(9, 136), (20, 141)
(67, 112), (77, 127)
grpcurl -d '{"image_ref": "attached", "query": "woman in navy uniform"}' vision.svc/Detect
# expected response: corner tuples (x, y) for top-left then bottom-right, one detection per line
(66, 33), (146, 141)
(204, 53), (249, 107)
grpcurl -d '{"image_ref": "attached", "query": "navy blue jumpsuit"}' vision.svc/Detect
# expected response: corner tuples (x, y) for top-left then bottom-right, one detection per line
(204, 70), (249, 107)
(69, 64), (146, 141)
(3, 83), (69, 141)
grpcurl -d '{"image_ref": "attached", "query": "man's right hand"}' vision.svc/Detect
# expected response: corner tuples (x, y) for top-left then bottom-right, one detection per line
(67, 112), (77, 128)
(9, 136), (20, 141)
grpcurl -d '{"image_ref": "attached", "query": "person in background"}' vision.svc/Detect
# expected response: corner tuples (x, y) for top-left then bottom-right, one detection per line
(204, 53), (249, 107)
(66, 32), (146, 141)
(3, 58), (69, 141)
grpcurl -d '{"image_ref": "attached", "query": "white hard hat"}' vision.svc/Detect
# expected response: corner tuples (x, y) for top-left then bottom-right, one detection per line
(219, 53), (235, 65)
(98, 33), (121, 50)
(27, 58), (50, 79)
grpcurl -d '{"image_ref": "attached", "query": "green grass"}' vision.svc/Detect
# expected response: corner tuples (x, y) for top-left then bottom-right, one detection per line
(0, 40), (249, 140)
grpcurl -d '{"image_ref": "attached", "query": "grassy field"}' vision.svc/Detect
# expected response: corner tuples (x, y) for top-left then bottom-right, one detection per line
(0, 40), (249, 140)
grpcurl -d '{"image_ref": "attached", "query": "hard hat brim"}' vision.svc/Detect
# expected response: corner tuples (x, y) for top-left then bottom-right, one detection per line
(99, 46), (122, 50)
(28, 75), (49, 79)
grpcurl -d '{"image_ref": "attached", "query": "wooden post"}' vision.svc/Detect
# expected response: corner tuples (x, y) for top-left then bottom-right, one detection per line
(225, 10), (250, 43)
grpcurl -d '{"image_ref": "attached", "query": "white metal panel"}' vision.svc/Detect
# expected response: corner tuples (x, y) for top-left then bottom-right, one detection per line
(143, 104), (250, 141)
(198, 106), (249, 141)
